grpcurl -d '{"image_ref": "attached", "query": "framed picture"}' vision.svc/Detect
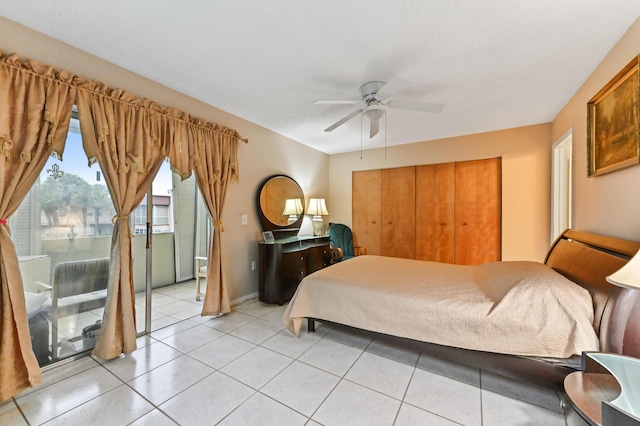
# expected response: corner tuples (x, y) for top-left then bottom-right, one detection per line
(262, 231), (275, 243)
(587, 55), (640, 177)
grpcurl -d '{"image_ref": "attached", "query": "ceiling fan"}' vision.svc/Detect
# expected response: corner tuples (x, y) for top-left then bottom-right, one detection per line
(315, 79), (444, 138)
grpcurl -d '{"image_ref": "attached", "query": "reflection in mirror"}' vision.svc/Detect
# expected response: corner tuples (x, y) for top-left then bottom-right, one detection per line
(258, 175), (304, 231)
(282, 198), (303, 224)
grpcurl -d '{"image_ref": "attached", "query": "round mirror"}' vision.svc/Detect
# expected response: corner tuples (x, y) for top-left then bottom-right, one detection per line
(257, 175), (305, 234)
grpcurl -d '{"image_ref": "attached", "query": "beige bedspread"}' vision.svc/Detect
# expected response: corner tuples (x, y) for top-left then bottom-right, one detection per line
(282, 255), (599, 358)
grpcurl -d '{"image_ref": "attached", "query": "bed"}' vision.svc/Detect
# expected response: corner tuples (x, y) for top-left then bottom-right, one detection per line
(282, 230), (640, 390)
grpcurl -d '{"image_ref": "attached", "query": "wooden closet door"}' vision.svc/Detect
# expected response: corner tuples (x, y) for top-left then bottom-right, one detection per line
(454, 158), (501, 265)
(352, 170), (382, 255)
(416, 163), (455, 263)
(382, 166), (416, 259)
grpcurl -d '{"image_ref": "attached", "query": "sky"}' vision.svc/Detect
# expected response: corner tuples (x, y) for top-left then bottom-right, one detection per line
(40, 119), (173, 195)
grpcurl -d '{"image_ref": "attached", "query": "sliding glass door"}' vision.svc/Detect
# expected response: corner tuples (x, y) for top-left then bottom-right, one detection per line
(13, 113), (208, 367)
(11, 116), (113, 365)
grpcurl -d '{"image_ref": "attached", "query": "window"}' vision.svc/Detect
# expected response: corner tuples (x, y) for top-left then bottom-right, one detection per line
(153, 205), (169, 226)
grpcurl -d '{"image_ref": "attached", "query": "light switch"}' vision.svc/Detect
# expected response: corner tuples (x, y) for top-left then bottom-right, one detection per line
(241, 214), (248, 225)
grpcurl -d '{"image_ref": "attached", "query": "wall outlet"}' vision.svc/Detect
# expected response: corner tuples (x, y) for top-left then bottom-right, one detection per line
(251, 260), (257, 271)
(241, 214), (248, 225)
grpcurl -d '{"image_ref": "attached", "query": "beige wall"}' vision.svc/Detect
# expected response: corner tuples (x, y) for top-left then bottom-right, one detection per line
(0, 17), (330, 303)
(329, 124), (553, 262)
(552, 17), (640, 241)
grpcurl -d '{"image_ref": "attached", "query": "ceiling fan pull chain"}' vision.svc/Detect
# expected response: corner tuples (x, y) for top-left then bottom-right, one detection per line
(384, 110), (387, 161)
(360, 112), (363, 160)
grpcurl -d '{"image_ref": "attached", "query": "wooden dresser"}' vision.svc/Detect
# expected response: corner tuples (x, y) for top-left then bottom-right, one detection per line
(259, 235), (331, 305)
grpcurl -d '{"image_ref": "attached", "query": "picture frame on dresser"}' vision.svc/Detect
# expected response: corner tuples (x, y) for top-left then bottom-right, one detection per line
(262, 231), (275, 243)
(587, 54), (640, 177)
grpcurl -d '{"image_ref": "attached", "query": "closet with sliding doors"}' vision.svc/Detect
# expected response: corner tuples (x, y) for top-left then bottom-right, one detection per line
(352, 157), (501, 265)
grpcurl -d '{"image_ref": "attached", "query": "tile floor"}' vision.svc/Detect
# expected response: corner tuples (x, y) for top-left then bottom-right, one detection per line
(4, 284), (569, 425)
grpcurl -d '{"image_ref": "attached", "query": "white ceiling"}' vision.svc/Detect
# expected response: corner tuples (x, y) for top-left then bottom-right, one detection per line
(1, 1), (640, 154)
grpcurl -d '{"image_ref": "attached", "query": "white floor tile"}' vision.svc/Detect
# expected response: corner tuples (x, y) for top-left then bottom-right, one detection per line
(151, 315), (184, 331)
(188, 334), (256, 369)
(482, 389), (566, 426)
(395, 403), (459, 426)
(129, 409), (178, 425)
(261, 328), (321, 359)
(221, 346), (293, 389)
(136, 334), (157, 349)
(259, 304), (288, 324)
(345, 351), (414, 399)
(159, 372), (254, 425)
(201, 311), (255, 333)
(312, 380), (401, 426)
(18, 356), (99, 398)
(0, 399), (27, 425)
(160, 324), (224, 353)
(154, 285), (190, 296)
(149, 293), (179, 307)
(128, 355), (214, 405)
(405, 368), (481, 426)
(261, 361), (340, 417)
(229, 318), (284, 344)
(41, 384), (153, 426)
(149, 319), (199, 341)
(101, 341), (182, 382)
(16, 365), (122, 425)
(217, 392), (308, 426)
(154, 300), (197, 316)
(170, 304), (205, 321)
(235, 300), (281, 318)
(298, 338), (363, 377)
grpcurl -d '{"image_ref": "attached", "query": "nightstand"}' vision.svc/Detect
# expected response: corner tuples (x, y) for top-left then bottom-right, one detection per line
(564, 352), (640, 426)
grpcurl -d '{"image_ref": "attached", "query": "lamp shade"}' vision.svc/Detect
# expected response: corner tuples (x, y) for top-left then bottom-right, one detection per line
(307, 198), (329, 216)
(282, 198), (303, 216)
(606, 250), (640, 289)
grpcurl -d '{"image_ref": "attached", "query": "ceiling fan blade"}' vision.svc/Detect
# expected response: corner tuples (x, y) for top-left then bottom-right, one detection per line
(386, 99), (444, 113)
(324, 108), (362, 132)
(376, 78), (409, 99)
(314, 99), (361, 105)
(369, 117), (380, 138)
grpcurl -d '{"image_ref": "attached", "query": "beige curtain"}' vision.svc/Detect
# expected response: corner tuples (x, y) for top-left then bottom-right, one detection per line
(0, 52), (76, 400)
(75, 81), (169, 359)
(0, 50), (246, 382)
(191, 129), (240, 315)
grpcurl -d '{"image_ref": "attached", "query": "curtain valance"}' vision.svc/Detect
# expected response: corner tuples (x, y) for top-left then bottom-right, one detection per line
(0, 50), (247, 169)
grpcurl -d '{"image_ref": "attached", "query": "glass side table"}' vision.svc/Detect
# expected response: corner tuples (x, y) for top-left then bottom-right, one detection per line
(564, 352), (640, 426)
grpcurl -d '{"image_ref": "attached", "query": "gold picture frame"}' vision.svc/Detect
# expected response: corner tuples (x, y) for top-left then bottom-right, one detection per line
(587, 55), (640, 177)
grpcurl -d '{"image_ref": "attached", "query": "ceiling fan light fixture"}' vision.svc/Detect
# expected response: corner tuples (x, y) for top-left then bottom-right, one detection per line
(363, 105), (384, 121)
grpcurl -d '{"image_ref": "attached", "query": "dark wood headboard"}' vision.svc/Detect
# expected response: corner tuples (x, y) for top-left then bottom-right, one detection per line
(544, 229), (640, 357)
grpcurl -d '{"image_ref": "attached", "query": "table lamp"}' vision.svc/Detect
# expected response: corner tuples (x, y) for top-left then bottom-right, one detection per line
(307, 198), (329, 236)
(607, 250), (640, 290)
